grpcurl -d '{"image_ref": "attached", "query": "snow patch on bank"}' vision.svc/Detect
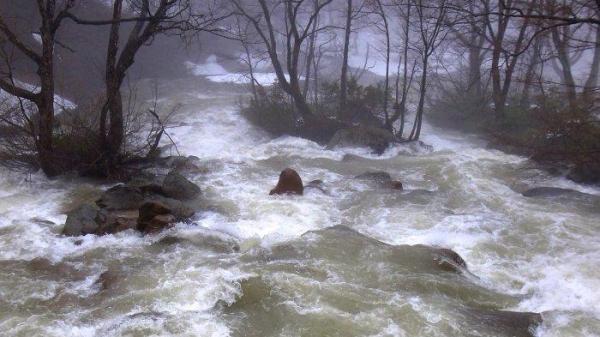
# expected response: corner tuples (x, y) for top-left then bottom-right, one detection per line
(0, 80), (77, 113)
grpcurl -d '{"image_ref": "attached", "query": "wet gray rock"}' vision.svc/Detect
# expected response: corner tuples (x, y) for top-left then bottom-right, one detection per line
(63, 204), (138, 236)
(327, 126), (394, 154)
(96, 185), (145, 210)
(463, 308), (543, 337)
(62, 204), (101, 236)
(126, 173), (164, 195)
(162, 171), (201, 200)
(158, 232), (241, 253)
(355, 171), (392, 183)
(523, 186), (588, 198)
(305, 179), (328, 194)
(145, 195), (195, 219)
(522, 186), (600, 211)
(341, 153), (366, 162)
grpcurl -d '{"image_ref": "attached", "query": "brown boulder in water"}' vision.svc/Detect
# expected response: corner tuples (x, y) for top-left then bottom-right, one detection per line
(137, 201), (177, 234)
(269, 168), (304, 196)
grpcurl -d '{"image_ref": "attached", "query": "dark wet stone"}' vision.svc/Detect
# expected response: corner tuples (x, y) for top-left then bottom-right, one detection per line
(144, 195), (195, 220)
(390, 181), (403, 190)
(62, 204), (100, 236)
(433, 247), (468, 271)
(96, 269), (119, 291)
(138, 214), (176, 234)
(137, 200), (191, 234)
(464, 308), (543, 337)
(355, 171), (404, 190)
(162, 171), (201, 200)
(26, 258), (87, 281)
(270, 168), (304, 196)
(96, 184), (144, 210)
(29, 217), (56, 226)
(523, 186), (589, 198)
(92, 208), (136, 234)
(139, 201), (171, 223)
(305, 179), (328, 194)
(126, 173), (164, 195)
(341, 153), (366, 162)
(355, 171), (393, 183)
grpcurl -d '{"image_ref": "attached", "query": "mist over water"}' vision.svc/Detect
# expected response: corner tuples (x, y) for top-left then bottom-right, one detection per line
(1, 85), (599, 337)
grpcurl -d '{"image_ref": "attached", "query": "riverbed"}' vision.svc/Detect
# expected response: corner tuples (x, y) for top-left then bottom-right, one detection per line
(1, 85), (599, 337)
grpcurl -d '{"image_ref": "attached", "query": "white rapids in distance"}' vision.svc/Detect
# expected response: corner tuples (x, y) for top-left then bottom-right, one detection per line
(0, 86), (599, 337)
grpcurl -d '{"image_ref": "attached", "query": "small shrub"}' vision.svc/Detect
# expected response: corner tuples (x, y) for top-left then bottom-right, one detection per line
(241, 82), (297, 136)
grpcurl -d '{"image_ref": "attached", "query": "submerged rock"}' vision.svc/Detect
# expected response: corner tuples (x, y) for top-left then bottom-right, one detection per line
(225, 225), (542, 337)
(355, 171), (403, 190)
(270, 168), (304, 196)
(327, 126), (394, 154)
(463, 308), (543, 337)
(523, 186), (589, 198)
(305, 179), (328, 194)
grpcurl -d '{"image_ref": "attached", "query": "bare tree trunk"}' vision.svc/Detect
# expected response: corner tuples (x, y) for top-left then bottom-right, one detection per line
(303, 0), (319, 99)
(36, 2), (58, 176)
(339, 0), (353, 120)
(235, 0), (332, 119)
(467, 44), (483, 98)
(102, 0), (123, 166)
(410, 58), (429, 141)
(386, 3), (411, 135)
(551, 25), (577, 108)
(487, 0), (533, 119)
(521, 36), (543, 108)
(375, 0), (391, 126)
(244, 43), (258, 103)
(583, 24), (600, 102)
(491, 32), (507, 118)
(100, 0), (179, 168)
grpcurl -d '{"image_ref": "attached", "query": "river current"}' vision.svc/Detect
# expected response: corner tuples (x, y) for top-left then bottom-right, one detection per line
(1, 83), (599, 336)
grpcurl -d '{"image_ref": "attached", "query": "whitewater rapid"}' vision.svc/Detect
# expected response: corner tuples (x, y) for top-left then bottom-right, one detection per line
(0, 85), (599, 337)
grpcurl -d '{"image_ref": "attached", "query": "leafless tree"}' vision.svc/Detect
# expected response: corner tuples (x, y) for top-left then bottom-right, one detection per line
(387, 1), (416, 136)
(409, 0), (449, 141)
(0, 0), (77, 176)
(231, 0), (334, 119)
(481, 0), (536, 119)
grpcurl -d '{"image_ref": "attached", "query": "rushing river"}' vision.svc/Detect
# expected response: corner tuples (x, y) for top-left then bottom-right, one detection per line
(1, 83), (599, 337)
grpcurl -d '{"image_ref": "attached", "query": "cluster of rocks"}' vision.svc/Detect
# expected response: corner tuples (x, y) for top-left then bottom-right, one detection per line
(62, 156), (203, 236)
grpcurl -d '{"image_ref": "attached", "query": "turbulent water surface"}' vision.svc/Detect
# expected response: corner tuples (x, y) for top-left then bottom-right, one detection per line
(1, 84), (599, 337)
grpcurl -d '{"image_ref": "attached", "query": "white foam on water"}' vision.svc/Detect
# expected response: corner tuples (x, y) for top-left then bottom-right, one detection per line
(1, 89), (600, 337)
